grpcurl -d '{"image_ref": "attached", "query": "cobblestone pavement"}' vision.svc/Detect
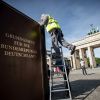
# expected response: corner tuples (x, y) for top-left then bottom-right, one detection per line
(69, 67), (100, 100)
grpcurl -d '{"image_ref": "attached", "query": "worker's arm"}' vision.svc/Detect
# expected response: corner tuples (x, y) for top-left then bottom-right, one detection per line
(38, 15), (48, 26)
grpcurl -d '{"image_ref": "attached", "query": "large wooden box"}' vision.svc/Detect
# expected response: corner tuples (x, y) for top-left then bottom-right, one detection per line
(0, 1), (49, 100)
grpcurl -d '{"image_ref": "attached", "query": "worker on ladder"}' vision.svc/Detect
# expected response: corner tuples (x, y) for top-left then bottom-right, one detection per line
(39, 14), (74, 100)
(39, 14), (76, 57)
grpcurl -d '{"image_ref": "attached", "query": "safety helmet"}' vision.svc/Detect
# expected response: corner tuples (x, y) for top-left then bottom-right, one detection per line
(41, 14), (49, 18)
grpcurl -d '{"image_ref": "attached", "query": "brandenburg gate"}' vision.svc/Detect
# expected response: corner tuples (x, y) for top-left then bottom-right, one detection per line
(72, 32), (100, 69)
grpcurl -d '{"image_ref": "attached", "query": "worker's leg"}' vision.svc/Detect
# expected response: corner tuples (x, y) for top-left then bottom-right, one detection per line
(57, 29), (76, 54)
(57, 29), (74, 50)
(50, 30), (60, 55)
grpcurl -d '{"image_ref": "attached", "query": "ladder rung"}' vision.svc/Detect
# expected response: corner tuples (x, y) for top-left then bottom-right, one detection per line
(51, 82), (64, 86)
(51, 88), (69, 92)
(51, 65), (66, 67)
(52, 72), (66, 75)
(53, 76), (63, 79)
(56, 98), (72, 100)
(51, 58), (63, 60)
(52, 87), (66, 90)
(51, 80), (68, 83)
(51, 46), (62, 49)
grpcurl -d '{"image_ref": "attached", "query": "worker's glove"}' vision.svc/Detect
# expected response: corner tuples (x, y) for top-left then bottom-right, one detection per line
(38, 21), (41, 25)
(38, 21), (44, 26)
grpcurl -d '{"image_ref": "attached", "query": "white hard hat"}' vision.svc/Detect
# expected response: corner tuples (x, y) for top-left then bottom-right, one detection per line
(41, 14), (49, 17)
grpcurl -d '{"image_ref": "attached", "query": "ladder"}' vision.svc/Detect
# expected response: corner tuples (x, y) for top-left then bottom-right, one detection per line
(49, 46), (72, 100)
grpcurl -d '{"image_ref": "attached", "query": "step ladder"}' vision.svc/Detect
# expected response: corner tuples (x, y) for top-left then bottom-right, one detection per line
(49, 46), (72, 100)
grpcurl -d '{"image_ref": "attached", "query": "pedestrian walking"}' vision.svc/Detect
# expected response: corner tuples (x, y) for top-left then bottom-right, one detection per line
(80, 59), (87, 75)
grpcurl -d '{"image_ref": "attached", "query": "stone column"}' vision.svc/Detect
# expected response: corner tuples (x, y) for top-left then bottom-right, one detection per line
(72, 53), (77, 69)
(75, 50), (80, 69)
(88, 46), (96, 68)
(79, 48), (88, 68)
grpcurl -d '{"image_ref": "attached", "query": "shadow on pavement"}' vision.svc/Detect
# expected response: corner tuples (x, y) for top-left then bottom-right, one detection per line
(71, 79), (100, 100)
(87, 73), (95, 75)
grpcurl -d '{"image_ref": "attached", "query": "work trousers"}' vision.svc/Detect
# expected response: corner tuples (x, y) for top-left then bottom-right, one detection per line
(50, 28), (73, 55)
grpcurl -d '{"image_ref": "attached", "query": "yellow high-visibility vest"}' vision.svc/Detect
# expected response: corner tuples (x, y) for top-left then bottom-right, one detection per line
(46, 16), (61, 32)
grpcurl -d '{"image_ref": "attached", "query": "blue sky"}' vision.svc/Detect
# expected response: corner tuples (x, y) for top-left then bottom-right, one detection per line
(4, 0), (100, 57)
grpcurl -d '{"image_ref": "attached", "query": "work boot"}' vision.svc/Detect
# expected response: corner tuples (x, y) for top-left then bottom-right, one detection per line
(71, 46), (76, 55)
